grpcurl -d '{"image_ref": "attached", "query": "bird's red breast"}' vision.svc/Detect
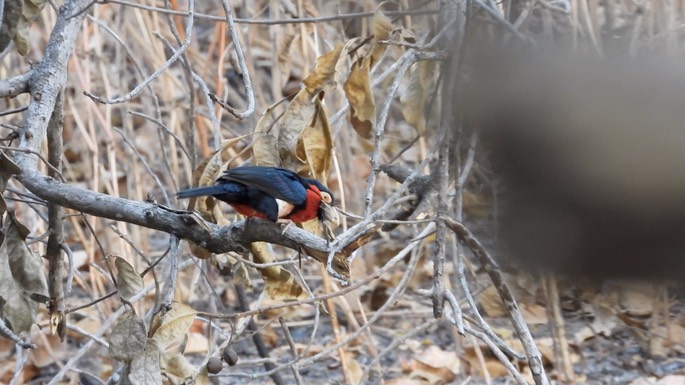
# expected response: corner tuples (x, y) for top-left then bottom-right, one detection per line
(230, 203), (269, 220)
(286, 185), (323, 223)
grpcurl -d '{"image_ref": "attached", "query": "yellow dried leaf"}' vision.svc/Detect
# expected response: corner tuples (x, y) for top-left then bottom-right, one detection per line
(370, 7), (393, 67)
(252, 133), (280, 167)
(409, 346), (460, 385)
(476, 285), (506, 317)
(521, 303), (548, 325)
(401, 61), (436, 135)
(296, 97), (333, 180)
(183, 332), (209, 355)
(278, 89), (318, 172)
(303, 44), (344, 93)
(109, 313), (147, 363)
(128, 338), (162, 385)
(113, 257), (144, 302)
(0, 152), (20, 213)
(13, 0), (47, 56)
(162, 352), (198, 381)
(252, 102), (285, 167)
(344, 57), (375, 139)
(251, 242), (307, 301)
(151, 302), (197, 351)
(0, 0), (22, 54)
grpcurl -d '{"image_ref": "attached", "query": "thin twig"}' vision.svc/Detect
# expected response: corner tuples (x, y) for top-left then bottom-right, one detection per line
(83, 0), (195, 104)
(46, 90), (66, 341)
(212, 0), (255, 119)
(279, 317), (304, 385)
(445, 218), (550, 385)
(99, 0), (438, 24)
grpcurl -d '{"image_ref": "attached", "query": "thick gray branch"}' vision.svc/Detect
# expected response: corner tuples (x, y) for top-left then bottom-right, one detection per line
(16, 167), (332, 257)
(0, 72), (30, 98)
(14, 0), (90, 171)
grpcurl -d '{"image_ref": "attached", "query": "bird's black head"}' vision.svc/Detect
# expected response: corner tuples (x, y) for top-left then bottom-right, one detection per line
(305, 178), (335, 206)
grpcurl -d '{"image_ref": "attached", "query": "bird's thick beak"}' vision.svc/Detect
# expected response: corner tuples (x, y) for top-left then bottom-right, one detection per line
(320, 202), (339, 228)
(319, 202), (339, 240)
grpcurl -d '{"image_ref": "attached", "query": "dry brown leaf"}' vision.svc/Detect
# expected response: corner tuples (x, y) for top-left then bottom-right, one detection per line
(0, 212), (48, 333)
(589, 303), (617, 338)
(183, 332), (209, 355)
(151, 302), (197, 351)
(462, 190), (493, 217)
(14, 0), (47, 55)
(277, 25), (297, 90)
(296, 97), (333, 180)
(279, 45), (342, 172)
(476, 286), (507, 318)
(343, 57), (375, 139)
(0, 152), (20, 214)
(649, 323), (685, 356)
(302, 44), (344, 93)
(400, 60), (436, 135)
(109, 313), (147, 363)
(385, 379), (430, 385)
(370, 7), (393, 67)
(253, 103), (285, 167)
(252, 133), (280, 167)
(278, 89), (318, 172)
(629, 375), (685, 385)
(346, 357), (363, 385)
(408, 345), (460, 385)
(250, 242), (307, 301)
(521, 303), (548, 325)
(128, 338), (162, 385)
(163, 352), (198, 381)
(114, 256), (144, 302)
(0, 0), (22, 54)
(616, 281), (656, 316)
(28, 333), (65, 368)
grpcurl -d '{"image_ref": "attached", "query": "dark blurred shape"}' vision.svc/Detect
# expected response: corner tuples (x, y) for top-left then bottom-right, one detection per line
(467, 51), (685, 279)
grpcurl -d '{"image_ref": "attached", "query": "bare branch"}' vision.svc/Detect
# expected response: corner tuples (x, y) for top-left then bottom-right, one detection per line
(211, 0), (255, 119)
(444, 218), (550, 385)
(0, 72), (30, 98)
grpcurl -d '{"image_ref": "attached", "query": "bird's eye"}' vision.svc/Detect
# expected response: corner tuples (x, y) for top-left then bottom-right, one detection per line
(320, 192), (332, 204)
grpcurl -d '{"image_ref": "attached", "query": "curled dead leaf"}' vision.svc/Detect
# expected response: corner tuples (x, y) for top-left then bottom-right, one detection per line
(400, 60), (437, 135)
(251, 242), (307, 301)
(302, 44), (344, 93)
(109, 313), (147, 363)
(344, 57), (375, 139)
(151, 302), (197, 351)
(370, 7), (393, 67)
(14, 0), (48, 55)
(296, 97), (333, 180)
(278, 89), (318, 173)
(128, 338), (162, 385)
(113, 256), (144, 302)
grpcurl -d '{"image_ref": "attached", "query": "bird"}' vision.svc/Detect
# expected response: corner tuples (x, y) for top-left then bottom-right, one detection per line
(177, 166), (338, 226)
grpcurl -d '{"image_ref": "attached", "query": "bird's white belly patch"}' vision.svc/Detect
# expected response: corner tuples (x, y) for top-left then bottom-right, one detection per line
(276, 199), (295, 218)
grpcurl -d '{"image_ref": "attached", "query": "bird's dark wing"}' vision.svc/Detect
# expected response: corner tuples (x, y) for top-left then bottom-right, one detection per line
(219, 166), (308, 205)
(177, 183), (244, 199)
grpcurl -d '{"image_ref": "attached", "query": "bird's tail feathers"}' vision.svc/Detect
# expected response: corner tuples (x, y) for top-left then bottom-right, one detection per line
(177, 185), (227, 199)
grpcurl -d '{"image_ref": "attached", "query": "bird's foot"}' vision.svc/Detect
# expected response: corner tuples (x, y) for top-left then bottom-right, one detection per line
(276, 219), (295, 235)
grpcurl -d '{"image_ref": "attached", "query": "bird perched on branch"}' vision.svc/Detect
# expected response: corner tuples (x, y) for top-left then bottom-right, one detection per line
(177, 166), (338, 229)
